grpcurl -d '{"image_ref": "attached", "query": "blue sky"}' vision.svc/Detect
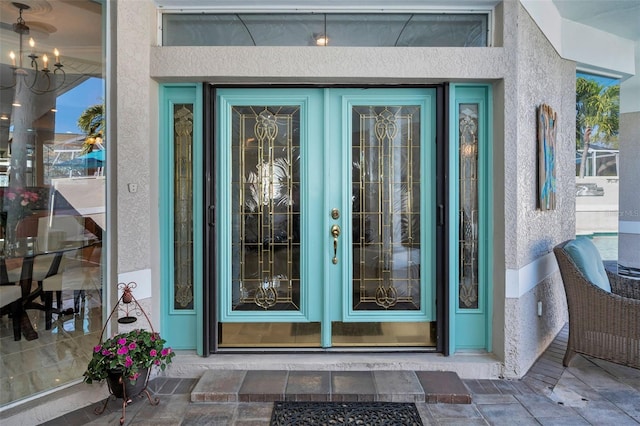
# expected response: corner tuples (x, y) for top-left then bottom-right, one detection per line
(577, 72), (619, 88)
(54, 77), (104, 134)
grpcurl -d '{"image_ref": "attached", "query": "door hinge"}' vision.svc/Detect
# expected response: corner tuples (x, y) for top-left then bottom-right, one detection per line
(438, 204), (444, 226)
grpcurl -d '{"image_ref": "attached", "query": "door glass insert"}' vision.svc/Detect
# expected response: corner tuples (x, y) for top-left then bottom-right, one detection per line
(174, 104), (194, 309)
(351, 106), (421, 311)
(458, 103), (479, 309)
(231, 106), (301, 311)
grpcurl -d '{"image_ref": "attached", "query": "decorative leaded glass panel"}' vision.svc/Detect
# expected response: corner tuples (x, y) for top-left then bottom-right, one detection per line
(351, 106), (421, 311)
(174, 104), (194, 309)
(459, 104), (479, 309)
(231, 106), (301, 311)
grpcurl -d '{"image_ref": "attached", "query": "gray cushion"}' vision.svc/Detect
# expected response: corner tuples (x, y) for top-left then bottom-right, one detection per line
(564, 237), (611, 292)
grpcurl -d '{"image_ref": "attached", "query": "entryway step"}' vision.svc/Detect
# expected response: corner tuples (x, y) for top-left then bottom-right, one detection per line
(191, 370), (471, 404)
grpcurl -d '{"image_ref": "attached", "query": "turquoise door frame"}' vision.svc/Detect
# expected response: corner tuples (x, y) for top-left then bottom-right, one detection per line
(216, 88), (437, 348)
(158, 84), (493, 354)
(448, 84), (493, 353)
(159, 83), (204, 354)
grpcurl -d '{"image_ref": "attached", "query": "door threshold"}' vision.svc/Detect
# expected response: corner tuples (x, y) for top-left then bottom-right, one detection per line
(215, 346), (438, 353)
(169, 350), (503, 380)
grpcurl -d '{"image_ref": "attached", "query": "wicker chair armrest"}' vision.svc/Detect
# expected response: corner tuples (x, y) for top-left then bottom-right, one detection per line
(607, 270), (640, 300)
(571, 276), (640, 339)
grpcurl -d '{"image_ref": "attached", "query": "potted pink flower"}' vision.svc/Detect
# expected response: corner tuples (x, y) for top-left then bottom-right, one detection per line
(83, 328), (175, 396)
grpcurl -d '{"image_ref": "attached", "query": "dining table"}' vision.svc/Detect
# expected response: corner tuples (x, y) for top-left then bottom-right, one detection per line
(0, 236), (100, 340)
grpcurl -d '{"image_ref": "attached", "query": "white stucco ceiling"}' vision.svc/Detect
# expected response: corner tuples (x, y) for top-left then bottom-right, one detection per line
(552, 0), (640, 42)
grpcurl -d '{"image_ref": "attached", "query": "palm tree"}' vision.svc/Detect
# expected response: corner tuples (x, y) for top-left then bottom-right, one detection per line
(576, 77), (619, 178)
(77, 104), (104, 155)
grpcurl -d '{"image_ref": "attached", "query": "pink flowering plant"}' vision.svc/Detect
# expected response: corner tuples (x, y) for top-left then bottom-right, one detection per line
(5, 188), (40, 207)
(0, 187), (41, 220)
(83, 329), (175, 384)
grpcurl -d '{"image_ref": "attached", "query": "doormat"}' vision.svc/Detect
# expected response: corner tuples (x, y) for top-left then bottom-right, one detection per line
(270, 401), (424, 425)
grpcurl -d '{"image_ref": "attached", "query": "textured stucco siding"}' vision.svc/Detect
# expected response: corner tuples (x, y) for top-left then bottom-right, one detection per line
(619, 233), (640, 270)
(501, 3), (574, 377)
(514, 4), (576, 266)
(618, 111), (640, 271)
(151, 47), (509, 83)
(504, 272), (567, 377)
(116, 0), (155, 273)
(115, 0), (162, 325)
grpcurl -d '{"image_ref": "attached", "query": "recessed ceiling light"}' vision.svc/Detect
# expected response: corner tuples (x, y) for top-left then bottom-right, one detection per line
(315, 34), (329, 46)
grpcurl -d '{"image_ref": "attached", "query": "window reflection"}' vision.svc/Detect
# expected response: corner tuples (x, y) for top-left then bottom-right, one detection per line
(0, 0), (104, 407)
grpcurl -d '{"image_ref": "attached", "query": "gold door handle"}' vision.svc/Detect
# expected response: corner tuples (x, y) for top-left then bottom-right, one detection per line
(331, 224), (341, 264)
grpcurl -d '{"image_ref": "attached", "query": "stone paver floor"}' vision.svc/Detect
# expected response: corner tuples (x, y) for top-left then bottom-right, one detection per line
(39, 325), (640, 425)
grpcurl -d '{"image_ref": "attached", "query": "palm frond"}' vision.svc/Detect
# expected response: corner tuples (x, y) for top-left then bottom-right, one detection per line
(77, 104), (105, 136)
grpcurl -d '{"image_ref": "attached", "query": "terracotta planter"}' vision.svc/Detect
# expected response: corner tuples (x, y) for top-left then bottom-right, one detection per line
(106, 367), (149, 400)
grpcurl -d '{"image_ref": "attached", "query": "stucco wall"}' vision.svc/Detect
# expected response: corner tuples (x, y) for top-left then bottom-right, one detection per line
(116, 1), (153, 272)
(115, 0), (161, 326)
(150, 48), (510, 84)
(504, 272), (567, 374)
(502, 3), (574, 377)
(618, 110), (640, 271)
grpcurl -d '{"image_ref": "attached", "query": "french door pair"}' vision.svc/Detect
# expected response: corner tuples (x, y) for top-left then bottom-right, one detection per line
(215, 88), (439, 348)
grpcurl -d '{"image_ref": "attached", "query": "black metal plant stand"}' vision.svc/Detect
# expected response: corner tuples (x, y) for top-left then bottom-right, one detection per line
(93, 282), (160, 425)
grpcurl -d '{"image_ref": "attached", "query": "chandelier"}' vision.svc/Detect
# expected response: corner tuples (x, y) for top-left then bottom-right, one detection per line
(1, 2), (65, 94)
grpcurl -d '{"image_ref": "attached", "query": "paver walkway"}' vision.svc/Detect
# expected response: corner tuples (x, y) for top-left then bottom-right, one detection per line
(38, 325), (640, 425)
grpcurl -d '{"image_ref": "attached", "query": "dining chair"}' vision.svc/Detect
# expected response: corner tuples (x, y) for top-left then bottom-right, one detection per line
(42, 244), (101, 327)
(0, 284), (23, 340)
(7, 215), (67, 329)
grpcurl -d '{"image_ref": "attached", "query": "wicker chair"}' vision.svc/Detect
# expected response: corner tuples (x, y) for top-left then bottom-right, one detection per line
(554, 239), (640, 369)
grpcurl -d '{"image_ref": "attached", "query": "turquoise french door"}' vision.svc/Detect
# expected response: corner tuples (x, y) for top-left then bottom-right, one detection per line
(216, 88), (436, 348)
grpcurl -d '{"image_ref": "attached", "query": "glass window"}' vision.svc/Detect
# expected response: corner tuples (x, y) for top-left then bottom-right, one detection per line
(458, 103), (479, 310)
(575, 72), (620, 260)
(162, 13), (488, 47)
(0, 0), (104, 407)
(575, 73), (620, 177)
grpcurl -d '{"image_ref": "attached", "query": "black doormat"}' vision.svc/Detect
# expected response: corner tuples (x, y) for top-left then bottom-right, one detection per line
(270, 401), (424, 425)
